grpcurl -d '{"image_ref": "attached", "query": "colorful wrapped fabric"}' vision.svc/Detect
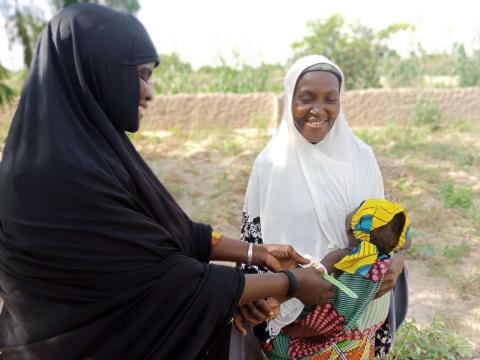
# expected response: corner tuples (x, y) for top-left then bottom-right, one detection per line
(263, 199), (411, 359)
(335, 199), (411, 276)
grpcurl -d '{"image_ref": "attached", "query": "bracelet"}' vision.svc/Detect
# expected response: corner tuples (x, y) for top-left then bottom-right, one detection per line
(246, 242), (253, 267)
(280, 269), (297, 297)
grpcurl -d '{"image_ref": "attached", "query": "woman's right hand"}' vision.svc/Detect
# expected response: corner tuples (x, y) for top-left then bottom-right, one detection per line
(290, 267), (335, 305)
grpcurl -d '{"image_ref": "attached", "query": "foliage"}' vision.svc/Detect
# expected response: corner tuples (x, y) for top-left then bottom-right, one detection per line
(454, 43), (480, 87)
(443, 242), (471, 264)
(3, 9), (480, 92)
(412, 96), (442, 130)
(389, 319), (472, 360)
(0, 63), (15, 106)
(51, 0), (140, 14)
(0, 1), (45, 67)
(0, 0), (139, 69)
(290, 14), (414, 89)
(153, 52), (285, 94)
(440, 181), (475, 210)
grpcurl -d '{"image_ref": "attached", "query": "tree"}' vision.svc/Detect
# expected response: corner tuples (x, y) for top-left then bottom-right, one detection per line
(0, 0), (140, 69)
(51, 0), (140, 14)
(0, 1), (45, 68)
(454, 43), (480, 87)
(0, 62), (15, 107)
(291, 14), (413, 89)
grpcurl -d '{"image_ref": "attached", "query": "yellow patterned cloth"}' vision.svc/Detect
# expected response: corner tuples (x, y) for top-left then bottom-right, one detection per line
(335, 199), (410, 276)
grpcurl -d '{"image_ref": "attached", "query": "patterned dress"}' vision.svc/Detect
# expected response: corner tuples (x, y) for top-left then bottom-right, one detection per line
(241, 213), (393, 360)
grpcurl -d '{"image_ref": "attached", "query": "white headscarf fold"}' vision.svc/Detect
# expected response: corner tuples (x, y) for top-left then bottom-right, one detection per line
(243, 55), (384, 259)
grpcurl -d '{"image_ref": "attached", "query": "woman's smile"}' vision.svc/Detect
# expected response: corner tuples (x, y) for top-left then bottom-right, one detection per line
(305, 118), (329, 128)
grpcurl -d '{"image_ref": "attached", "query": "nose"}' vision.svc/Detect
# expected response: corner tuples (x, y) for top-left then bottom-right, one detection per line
(310, 102), (328, 117)
(146, 86), (154, 101)
(310, 104), (325, 116)
(140, 84), (154, 108)
(144, 85), (154, 103)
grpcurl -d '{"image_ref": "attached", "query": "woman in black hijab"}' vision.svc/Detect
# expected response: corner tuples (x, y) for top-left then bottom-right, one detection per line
(0, 3), (335, 359)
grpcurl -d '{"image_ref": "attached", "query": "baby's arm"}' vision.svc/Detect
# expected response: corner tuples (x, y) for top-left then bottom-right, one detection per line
(321, 248), (352, 277)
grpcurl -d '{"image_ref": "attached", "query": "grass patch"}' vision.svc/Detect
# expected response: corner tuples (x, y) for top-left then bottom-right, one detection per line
(221, 139), (243, 157)
(443, 242), (471, 264)
(459, 272), (480, 300)
(353, 128), (387, 147)
(405, 243), (437, 260)
(440, 181), (475, 210)
(451, 118), (475, 133)
(389, 318), (472, 360)
(209, 172), (232, 199)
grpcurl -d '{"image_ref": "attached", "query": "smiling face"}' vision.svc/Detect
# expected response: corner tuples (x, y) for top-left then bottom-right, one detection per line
(291, 70), (341, 144)
(137, 62), (155, 122)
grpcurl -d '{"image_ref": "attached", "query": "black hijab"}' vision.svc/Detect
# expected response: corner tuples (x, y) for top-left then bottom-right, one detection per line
(0, 4), (243, 359)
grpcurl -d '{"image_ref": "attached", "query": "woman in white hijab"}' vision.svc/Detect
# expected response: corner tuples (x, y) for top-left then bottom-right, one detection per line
(237, 55), (408, 359)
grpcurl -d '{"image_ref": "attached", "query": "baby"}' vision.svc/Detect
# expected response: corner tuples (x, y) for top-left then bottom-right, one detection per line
(264, 199), (411, 359)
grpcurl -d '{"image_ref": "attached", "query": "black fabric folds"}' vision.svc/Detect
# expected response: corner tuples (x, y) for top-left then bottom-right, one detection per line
(0, 4), (244, 359)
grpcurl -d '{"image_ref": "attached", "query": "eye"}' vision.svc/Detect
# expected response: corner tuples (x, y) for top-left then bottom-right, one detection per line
(326, 97), (338, 104)
(298, 96), (313, 103)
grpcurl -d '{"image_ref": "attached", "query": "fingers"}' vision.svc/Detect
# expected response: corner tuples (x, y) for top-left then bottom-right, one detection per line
(233, 313), (248, 336)
(322, 285), (336, 302)
(254, 299), (274, 318)
(239, 304), (266, 324)
(288, 246), (310, 265)
(266, 297), (281, 317)
(265, 257), (282, 272)
(374, 279), (394, 299)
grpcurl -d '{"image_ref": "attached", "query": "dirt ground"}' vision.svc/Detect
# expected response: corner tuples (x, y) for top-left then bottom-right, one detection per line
(132, 121), (480, 357)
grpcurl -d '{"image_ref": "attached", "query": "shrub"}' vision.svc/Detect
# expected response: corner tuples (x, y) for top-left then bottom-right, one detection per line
(412, 97), (442, 131)
(389, 319), (472, 360)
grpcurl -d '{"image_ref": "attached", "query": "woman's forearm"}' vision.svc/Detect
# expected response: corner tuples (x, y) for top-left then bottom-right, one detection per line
(210, 234), (266, 266)
(240, 272), (290, 305)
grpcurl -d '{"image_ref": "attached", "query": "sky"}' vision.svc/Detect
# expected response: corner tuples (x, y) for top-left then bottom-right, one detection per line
(1, 0), (480, 70)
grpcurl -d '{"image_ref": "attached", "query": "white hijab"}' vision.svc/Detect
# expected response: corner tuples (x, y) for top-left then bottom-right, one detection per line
(243, 55), (384, 259)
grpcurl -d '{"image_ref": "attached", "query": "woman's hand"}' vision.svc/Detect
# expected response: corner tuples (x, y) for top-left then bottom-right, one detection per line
(375, 252), (405, 298)
(233, 298), (281, 335)
(258, 244), (310, 272)
(291, 267), (335, 305)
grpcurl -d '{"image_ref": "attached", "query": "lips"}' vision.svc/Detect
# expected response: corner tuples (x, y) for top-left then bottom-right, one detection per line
(305, 118), (328, 128)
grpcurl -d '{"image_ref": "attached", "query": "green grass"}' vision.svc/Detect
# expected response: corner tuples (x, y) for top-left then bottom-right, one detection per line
(405, 243), (437, 260)
(440, 181), (475, 210)
(389, 319), (472, 360)
(443, 242), (471, 264)
(452, 118), (475, 133)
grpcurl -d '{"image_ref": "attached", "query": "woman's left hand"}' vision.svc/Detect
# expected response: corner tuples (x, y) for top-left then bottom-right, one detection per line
(375, 252), (405, 298)
(233, 298), (281, 335)
(259, 244), (310, 272)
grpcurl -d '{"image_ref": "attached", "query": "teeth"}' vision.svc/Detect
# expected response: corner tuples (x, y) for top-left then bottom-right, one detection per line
(306, 120), (327, 128)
